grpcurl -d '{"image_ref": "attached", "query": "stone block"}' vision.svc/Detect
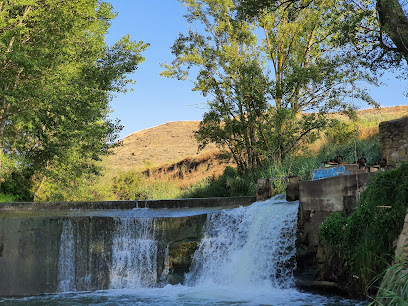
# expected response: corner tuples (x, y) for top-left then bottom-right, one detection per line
(299, 173), (373, 213)
(286, 181), (300, 201)
(256, 179), (272, 201)
(380, 116), (408, 166)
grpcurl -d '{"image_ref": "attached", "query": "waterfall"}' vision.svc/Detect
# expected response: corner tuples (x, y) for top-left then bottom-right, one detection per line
(186, 195), (299, 289)
(57, 196), (299, 293)
(109, 218), (158, 289)
(57, 217), (159, 291)
(58, 220), (76, 292)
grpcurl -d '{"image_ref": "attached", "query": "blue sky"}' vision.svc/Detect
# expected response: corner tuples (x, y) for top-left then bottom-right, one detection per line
(106, 1), (408, 139)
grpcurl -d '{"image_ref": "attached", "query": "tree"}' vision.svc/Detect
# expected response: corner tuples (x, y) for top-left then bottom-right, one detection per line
(237, 0), (408, 68)
(162, 0), (376, 173)
(0, 0), (148, 200)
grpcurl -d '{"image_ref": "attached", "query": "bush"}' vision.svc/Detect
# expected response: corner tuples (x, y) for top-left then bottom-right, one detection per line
(319, 163), (408, 294)
(0, 193), (18, 202)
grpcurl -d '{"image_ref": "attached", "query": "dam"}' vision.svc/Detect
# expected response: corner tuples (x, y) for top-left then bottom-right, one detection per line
(0, 196), (363, 305)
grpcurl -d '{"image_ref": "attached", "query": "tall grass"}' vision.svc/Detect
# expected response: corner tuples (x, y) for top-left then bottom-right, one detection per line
(183, 137), (381, 198)
(111, 170), (182, 200)
(372, 261), (408, 305)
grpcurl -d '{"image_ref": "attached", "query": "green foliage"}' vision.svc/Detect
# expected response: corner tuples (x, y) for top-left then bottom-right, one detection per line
(183, 136), (382, 198)
(0, 153), (33, 200)
(183, 166), (252, 198)
(324, 119), (355, 146)
(0, 1), (148, 200)
(0, 193), (18, 202)
(112, 171), (181, 200)
(319, 136), (382, 165)
(163, 0), (376, 173)
(238, 0), (408, 70)
(183, 153), (323, 198)
(319, 163), (408, 294)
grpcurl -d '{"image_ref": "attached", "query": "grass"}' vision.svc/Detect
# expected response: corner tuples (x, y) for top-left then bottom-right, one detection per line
(183, 136), (382, 199)
(371, 261), (408, 305)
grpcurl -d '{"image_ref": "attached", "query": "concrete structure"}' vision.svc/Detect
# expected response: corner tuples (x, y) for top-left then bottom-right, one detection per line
(0, 212), (207, 296)
(0, 196), (256, 211)
(380, 116), (408, 166)
(0, 197), (256, 297)
(257, 176), (301, 201)
(296, 172), (374, 280)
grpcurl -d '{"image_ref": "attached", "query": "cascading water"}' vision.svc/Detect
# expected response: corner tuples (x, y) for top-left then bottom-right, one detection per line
(109, 218), (158, 289)
(57, 216), (160, 292)
(24, 196), (365, 305)
(186, 194), (298, 289)
(58, 220), (75, 292)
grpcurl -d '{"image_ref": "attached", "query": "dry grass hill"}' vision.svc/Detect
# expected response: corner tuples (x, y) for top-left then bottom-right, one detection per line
(100, 121), (229, 189)
(105, 121), (219, 173)
(101, 106), (408, 189)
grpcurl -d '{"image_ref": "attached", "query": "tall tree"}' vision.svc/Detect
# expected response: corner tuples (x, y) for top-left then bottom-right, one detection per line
(237, 0), (408, 68)
(0, 0), (148, 199)
(162, 0), (376, 173)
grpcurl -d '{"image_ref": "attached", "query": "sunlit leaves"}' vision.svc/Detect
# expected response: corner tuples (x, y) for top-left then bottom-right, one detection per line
(0, 0), (148, 199)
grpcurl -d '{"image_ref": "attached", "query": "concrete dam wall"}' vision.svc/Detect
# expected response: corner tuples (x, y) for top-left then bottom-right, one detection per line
(0, 197), (255, 296)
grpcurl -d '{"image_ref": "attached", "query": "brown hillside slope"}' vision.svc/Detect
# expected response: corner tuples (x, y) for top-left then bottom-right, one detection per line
(105, 121), (218, 174)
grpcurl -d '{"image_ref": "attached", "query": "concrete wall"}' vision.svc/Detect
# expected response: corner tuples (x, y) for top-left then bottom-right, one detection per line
(0, 213), (207, 296)
(296, 173), (374, 280)
(0, 197), (256, 297)
(380, 116), (408, 166)
(0, 196), (256, 211)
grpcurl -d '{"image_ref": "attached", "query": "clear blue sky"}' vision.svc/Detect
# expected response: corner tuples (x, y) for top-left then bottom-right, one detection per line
(105, 1), (408, 139)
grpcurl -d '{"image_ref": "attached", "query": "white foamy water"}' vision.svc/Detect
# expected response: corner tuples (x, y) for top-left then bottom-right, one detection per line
(109, 218), (158, 289)
(58, 220), (76, 292)
(186, 195), (298, 288)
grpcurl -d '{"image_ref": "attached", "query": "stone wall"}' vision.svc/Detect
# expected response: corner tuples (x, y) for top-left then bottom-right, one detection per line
(296, 172), (374, 281)
(379, 116), (408, 166)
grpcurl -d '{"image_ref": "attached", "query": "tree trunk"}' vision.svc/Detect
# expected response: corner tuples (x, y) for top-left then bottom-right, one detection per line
(376, 0), (408, 63)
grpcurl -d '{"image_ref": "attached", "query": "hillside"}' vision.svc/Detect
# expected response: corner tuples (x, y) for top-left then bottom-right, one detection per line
(101, 106), (408, 191)
(102, 121), (221, 176)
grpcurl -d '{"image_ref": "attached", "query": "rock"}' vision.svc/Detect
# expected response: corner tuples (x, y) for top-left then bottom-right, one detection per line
(395, 209), (408, 262)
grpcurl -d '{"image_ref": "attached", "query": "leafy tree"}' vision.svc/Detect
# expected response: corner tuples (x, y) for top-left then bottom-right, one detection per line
(162, 0), (376, 173)
(237, 0), (408, 68)
(0, 1), (148, 199)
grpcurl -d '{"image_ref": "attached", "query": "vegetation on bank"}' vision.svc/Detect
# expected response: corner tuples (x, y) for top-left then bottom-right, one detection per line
(319, 163), (408, 298)
(182, 136), (381, 198)
(0, 0), (148, 202)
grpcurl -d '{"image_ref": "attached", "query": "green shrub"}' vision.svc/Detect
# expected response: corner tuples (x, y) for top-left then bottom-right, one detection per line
(319, 163), (408, 294)
(0, 193), (18, 202)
